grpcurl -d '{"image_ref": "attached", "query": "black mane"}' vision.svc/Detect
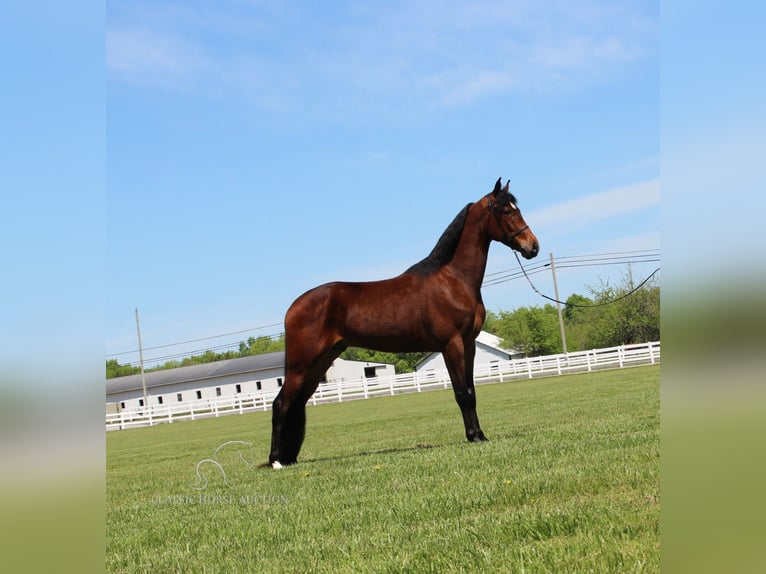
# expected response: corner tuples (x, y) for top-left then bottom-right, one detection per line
(405, 203), (473, 276)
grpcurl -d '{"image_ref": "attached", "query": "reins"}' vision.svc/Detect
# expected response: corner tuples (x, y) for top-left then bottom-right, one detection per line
(488, 196), (658, 308)
(513, 251), (660, 308)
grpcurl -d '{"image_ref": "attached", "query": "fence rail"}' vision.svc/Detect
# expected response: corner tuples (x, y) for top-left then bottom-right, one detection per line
(106, 341), (660, 431)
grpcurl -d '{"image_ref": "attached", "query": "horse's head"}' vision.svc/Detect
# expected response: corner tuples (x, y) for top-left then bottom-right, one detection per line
(486, 178), (539, 260)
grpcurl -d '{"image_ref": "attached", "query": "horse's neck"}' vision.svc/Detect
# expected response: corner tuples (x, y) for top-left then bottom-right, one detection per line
(445, 204), (491, 293)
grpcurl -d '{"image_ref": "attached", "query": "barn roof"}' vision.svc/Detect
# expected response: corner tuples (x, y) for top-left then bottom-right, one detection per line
(106, 351), (285, 396)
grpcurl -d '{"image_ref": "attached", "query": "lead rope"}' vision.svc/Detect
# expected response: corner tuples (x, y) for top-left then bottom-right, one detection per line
(513, 251), (660, 308)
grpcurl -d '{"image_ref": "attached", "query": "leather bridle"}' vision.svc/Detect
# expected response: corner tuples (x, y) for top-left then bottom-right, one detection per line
(488, 198), (529, 246)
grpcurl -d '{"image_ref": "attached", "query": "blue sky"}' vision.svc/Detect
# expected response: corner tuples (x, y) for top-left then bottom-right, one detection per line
(1, 2), (104, 385)
(106, 1), (659, 365)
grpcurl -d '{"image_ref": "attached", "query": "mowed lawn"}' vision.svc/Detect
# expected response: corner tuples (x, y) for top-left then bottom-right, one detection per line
(107, 365), (659, 573)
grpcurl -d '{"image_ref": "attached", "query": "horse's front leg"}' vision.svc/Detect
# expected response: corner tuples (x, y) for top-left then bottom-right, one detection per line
(443, 337), (487, 443)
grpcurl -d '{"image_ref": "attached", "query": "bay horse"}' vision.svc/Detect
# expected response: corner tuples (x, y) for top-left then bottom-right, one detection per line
(268, 178), (539, 468)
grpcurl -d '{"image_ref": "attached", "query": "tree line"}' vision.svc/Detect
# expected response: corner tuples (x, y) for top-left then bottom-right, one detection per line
(485, 270), (659, 356)
(106, 334), (287, 379)
(107, 269), (658, 379)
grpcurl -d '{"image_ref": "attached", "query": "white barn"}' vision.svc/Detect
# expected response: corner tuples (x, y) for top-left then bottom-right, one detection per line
(414, 331), (522, 377)
(106, 351), (395, 411)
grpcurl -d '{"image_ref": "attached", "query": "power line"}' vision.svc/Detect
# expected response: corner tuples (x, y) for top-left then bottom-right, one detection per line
(555, 258), (660, 270)
(556, 248), (660, 261)
(484, 260), (550, 278)
(115, 330), (286, 368)
(483, 249), (659, 280)
(110, 248), (661, 367)
(514, 250), (661, 308)
(107, 322), (283, 358)
(482, 249), (659, 287)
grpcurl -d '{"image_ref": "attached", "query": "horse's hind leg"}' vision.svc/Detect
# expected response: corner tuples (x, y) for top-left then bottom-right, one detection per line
(269, 341), (345, 467)
(269, 380), (307, 467)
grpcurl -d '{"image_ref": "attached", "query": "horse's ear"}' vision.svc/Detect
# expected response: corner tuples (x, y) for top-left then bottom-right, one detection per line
(503, 180), (510, 194)
(493, 177), (502, 195)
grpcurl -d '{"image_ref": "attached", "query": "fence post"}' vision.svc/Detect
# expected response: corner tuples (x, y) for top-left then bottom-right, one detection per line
(648, 342), (655, 364)
(526, 358), (532, 379)
(618, 346), (624, 368)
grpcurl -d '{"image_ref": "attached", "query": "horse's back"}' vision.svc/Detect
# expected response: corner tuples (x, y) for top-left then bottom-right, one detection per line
(285, 275), (443, 352)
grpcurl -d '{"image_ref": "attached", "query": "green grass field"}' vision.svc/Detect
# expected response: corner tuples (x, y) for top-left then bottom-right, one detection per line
(107, 365), (659, 573)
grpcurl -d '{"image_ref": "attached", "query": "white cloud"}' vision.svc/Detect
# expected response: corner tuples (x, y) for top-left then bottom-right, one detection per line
(430, 69), (517, 107)
(531, 34), (633, 73)
(106, 1), (656, 111)
(528, 179), (660, 232)
(107, 26), (208, 86)
(569, 231), (660, 257)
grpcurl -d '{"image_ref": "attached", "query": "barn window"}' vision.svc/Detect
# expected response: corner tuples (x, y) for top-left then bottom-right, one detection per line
(157, 396), (163, 405)
(138, 399), (144, 407)
(277, 378), (283, 387)
(196, 390), (202, 400)
(216, 387), (222, 397)
(256, 381), (262, 391)
(364, 366), (377, 378)
(177, 393), (183, 402)
(235, 384), (242, 393)
(120, 402), (125, 409)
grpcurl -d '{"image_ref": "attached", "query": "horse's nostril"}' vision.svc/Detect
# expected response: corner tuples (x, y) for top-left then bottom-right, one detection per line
(532, 241), (539, 254)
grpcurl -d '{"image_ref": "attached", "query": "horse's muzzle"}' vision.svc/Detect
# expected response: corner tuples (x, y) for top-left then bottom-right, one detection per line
(521, 240), (539, 259)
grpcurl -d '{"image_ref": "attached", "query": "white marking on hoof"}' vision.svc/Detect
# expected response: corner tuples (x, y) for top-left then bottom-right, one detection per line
(271, 461), (283, 470)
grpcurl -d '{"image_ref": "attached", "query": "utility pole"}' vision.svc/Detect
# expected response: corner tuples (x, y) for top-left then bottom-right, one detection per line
(549, 253), (568, 354)
(135, 308), (149, 410)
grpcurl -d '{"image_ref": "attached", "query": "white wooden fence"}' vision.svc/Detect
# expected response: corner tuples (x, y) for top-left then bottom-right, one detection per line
(106, 341), (660, 431)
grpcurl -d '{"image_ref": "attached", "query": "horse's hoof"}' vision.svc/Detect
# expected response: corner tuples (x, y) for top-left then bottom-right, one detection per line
(271, 461), (283, 470)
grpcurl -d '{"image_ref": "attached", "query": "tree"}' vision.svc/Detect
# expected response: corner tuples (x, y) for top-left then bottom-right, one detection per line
(487, 266), (660, 354)
(492, 305), (562, 356)
(106, 359), (140, 379)
(239, 334), (285, 356)
(483, 309), (501, 333)
(562, 293), (595, 352)
(580, 267), (660, 348)
(563, 294), (593, 322)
